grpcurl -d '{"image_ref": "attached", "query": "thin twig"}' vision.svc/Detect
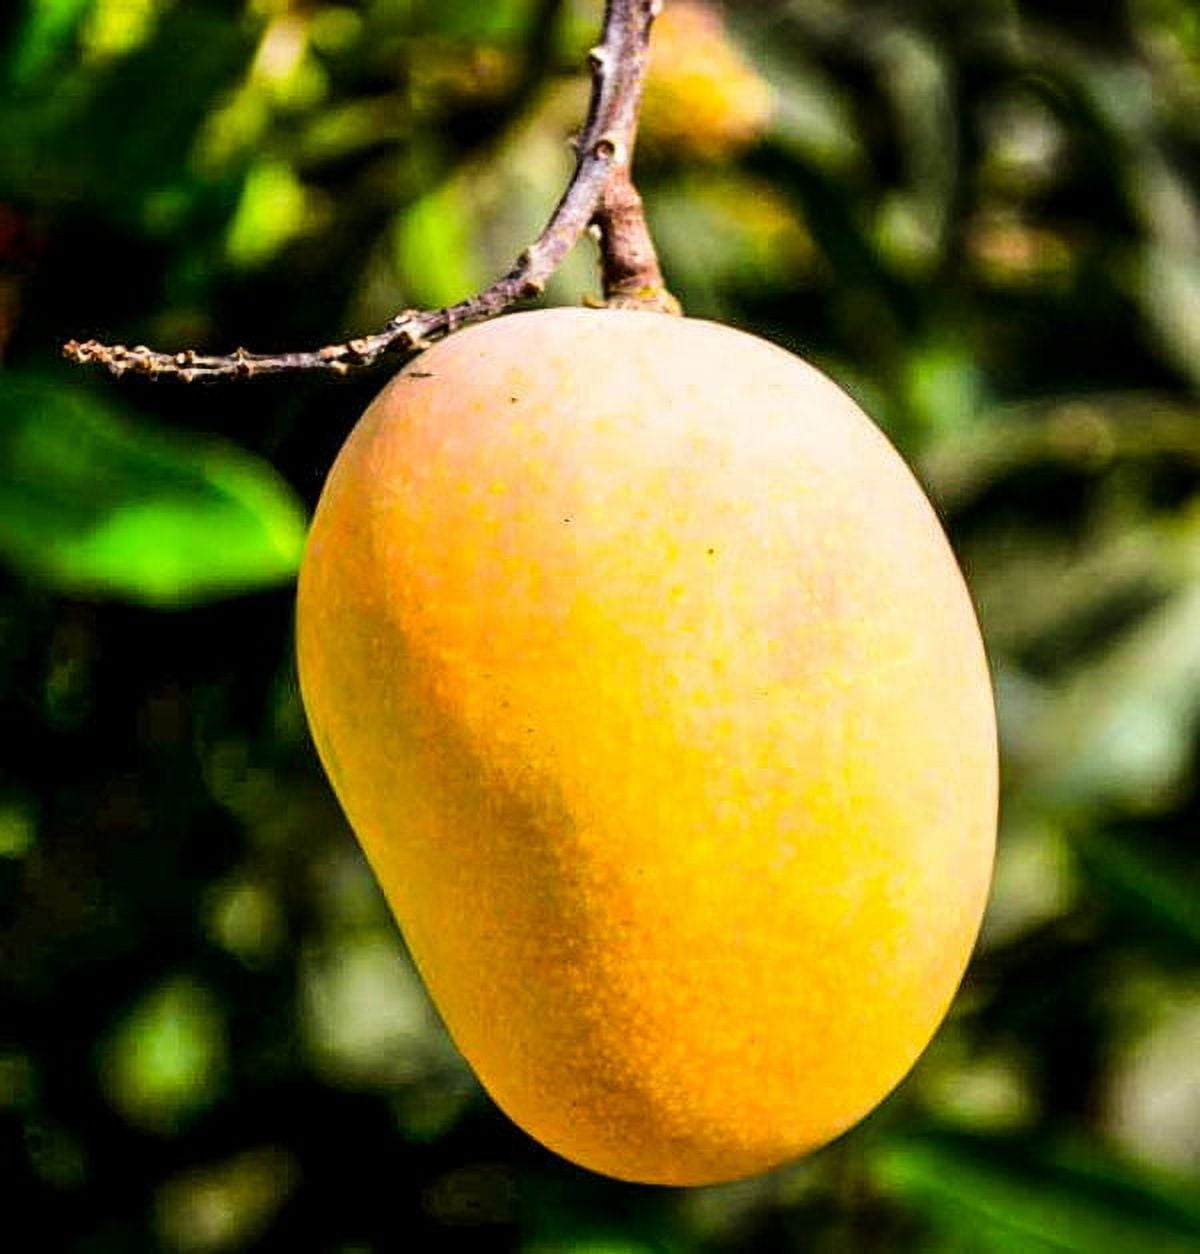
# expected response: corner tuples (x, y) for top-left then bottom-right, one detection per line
(63, 0), (675, 383)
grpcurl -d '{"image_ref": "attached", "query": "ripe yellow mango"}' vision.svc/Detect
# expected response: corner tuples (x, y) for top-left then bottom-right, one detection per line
(295, 308), (997, 1186)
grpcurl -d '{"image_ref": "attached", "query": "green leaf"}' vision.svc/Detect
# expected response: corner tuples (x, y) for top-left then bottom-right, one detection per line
(393, 175), (484, 308)
(871, 27), (957, 272)
(1074, 827), (1200, 954)
(4, 0), (93, 89)
(410, 0), (540, 43)
(1024, 579), (1200, 809)
(0, 8), (252, 216)
(919, 395), (1200, 518)
(903, 338), (985, 439)
(98, 976), (227, 1133)
(0, 373), (307, 606)
(1139, 244), (1200, 392)
(0, 796), (36, 859)
(872, 1128), (1200, 1253)
(225, 159), (313, 268)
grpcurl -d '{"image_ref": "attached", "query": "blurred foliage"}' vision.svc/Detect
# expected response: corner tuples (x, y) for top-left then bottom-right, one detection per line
(0, 373), (305, 605)
(1, 0), (1199, 1249)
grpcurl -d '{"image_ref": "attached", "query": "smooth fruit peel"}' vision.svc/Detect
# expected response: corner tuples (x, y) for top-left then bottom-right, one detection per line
(296, 308), (998, 1185)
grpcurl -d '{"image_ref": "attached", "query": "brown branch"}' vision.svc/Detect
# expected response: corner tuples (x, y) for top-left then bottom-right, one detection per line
(595, 166), (679, 312)
(587, 0), (679, 313)
(63, 0), (676, 383)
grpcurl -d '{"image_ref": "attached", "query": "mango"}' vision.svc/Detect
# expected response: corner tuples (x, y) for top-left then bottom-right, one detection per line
(295, 308), (997, 1186)
(639, 0), (773, 161)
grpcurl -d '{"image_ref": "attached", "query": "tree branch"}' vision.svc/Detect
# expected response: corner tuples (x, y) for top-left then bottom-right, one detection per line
(63, 0), (676, 383)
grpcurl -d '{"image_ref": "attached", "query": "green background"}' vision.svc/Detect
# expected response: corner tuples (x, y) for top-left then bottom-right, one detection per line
(2, 0), (1199, 1249)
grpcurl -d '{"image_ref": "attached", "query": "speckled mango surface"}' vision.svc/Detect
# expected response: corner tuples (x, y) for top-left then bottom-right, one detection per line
(295, 308), (998, 1186)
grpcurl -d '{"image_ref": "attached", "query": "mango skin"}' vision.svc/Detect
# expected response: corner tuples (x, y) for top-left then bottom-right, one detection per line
(295, 308), (997, 1186)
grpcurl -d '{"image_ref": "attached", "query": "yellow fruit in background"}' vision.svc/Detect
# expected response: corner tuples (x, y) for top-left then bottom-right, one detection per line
(295, 308), (997, 1186)
(640, 0), (773, 160)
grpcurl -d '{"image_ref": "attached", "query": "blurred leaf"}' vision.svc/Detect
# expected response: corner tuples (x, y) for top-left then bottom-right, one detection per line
(648, 171), (818, 318)
(903, 338), (984, 438)
(0, 373), (307, 606)
(979, 815), (1077, 950)
(873, 1128), (1200, 1252)
(920, 395), (1200, 517)
(385, 91), (589, 321)
(393, 174), (485, 308)
(751, 44), (861, 173)
(1139, 245), (1200, 391)
(871, 25), (957, 271)
(0, 7), (252, 215)
(4, 0), (92, 88)
(524, 1242), (660, 1254)
(411, 0), (542, 43)
(301, 932), (462, 1090)
(225, 158), (315, 268)
(98, 976), (227, 1134)
(1073, 827), (1200, 954)
(1022, 578), (1200, 808)
(1105, 990), (1200, 1174)
(0, 796), (36, 859)
(155, 1147), (299, 1253)
(79, 0), (162, 64)
(964, 514), (1182, 666)
(920, 393), (1200, 810)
